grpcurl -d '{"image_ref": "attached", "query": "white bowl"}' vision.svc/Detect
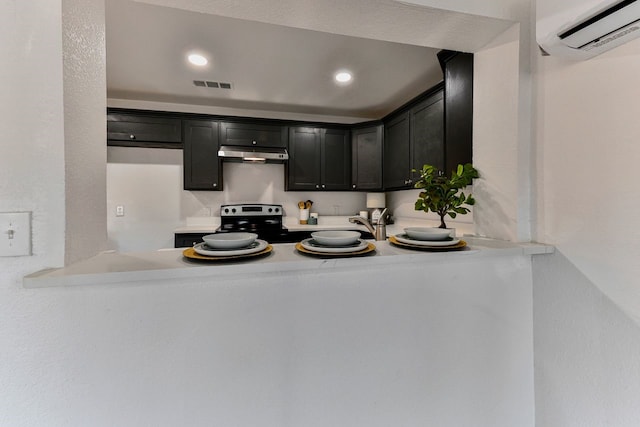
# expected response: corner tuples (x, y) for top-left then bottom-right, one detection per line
(202, 232), (258, 249)
(404, 227), (451, 241)
(311, 230), (361, 246)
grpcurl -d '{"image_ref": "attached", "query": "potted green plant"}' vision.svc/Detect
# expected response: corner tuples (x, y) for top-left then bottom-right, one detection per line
(413, 163), (479, 229)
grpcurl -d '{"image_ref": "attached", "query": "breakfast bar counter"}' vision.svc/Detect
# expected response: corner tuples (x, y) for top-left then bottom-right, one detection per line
(24, 235), (553, 288)
(22, 227), (548, 427)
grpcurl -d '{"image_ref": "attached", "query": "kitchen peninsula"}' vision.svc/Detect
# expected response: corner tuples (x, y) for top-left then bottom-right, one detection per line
(23, 229), (548, 427)
(24, 226), (552, 288)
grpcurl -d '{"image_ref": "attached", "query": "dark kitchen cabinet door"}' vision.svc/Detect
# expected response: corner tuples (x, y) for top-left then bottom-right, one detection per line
(287, 127), (350, 191)
(439, 50), (473, 174)
(287, 127), (322, 191)
(351, 125), (383, 191)
(107, 112), (182, 148)
(321, 129), (351, 191)
(183, 120), (222, 191)
(383, 111), (411, 190)
(411, 90), (444, 179)
(219, 122), (287, 148)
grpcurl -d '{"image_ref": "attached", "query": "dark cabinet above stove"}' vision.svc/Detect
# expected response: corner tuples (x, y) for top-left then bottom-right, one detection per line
(219, 122), (287, 148)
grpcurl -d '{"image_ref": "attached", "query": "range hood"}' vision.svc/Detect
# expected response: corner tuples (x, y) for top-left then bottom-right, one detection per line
(217, 145), (289, 163)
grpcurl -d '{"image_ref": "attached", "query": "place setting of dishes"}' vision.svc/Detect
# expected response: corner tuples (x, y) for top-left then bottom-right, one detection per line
(183, 232), (273, 262)
(296, 231), (376, 257)
(389, 227), (467, 251)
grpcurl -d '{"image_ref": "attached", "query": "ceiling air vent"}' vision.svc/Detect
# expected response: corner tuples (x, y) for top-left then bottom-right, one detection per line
(193, 80), (233, 89)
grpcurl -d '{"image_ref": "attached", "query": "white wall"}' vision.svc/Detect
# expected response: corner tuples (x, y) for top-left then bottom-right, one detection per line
(107, 148), (183, 251)
(534, 37), (640, 324)
(3, 253), (535, 427)
(63, 0), (108, 264)
(534, 252), (640, 426)
(473, 25), (524, 241)
(0, 0), (66, 269)
(1, 0), (69, 423)
(532, 3), (640, 425)
(107, 147), (366, 251)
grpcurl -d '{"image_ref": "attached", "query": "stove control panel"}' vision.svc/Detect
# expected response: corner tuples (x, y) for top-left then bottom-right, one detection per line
(220, 204), (283, 217)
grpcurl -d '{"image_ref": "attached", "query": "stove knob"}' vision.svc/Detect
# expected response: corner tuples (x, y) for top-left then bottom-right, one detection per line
(275, 207), (280, 213)
(268, 208), (273, 213)
(231, 208), (237, 213)
(224, 208), (229, 214)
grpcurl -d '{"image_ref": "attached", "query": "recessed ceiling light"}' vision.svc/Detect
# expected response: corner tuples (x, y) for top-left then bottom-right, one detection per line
(188, 53), (208, 66)
(334, 71), (353, 84)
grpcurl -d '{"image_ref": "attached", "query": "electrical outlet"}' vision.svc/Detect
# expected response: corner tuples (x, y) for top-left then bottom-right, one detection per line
(116, 205), (125, 217)
(0, 212), (32, 257)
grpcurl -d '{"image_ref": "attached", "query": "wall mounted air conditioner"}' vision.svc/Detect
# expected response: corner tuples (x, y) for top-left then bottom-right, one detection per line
(537, 0), (640, 59)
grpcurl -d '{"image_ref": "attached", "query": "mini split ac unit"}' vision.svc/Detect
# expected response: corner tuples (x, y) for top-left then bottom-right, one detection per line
(537, 0), (640, 59)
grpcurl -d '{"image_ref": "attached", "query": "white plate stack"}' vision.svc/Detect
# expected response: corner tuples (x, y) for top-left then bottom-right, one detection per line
(194, 232), (268, 256)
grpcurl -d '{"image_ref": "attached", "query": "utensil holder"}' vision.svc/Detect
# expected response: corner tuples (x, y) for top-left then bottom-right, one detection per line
(299, 208), (310, 224)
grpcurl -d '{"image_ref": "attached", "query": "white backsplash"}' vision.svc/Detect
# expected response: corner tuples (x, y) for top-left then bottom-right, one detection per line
(185, 161), (366, 218)
(107, 147), (366, 251)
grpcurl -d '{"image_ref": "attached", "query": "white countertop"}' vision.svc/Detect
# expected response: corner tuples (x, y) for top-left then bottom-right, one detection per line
(24, 235), (553, 288)
(173, 215), (371, 234)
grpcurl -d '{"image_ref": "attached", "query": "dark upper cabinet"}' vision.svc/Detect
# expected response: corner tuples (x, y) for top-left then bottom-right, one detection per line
(321, 128), (351, 190)
(438, 50), (473, 174)
(107, 112), (182, 148)
(183, 120), (221, 191)
(383, 111), (411, 190)
(383, 86), (446, 191)
(287, 127), (321, 191)
(351, 125), (383, 191)
(287, 127), (350, 191)
(219, 122), (287, 148)
(411, 90), (444, 177)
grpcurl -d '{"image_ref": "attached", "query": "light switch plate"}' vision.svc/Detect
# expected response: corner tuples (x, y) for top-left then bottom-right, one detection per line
(0, 212), (32, 256)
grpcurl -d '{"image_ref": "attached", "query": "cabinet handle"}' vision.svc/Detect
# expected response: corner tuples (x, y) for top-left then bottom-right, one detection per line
(404, 179), (409, 185)
(315, 184), (320, 189)
(322, 184), (326, 189)
(352, 184), (356, 189)
(252, 140), (257, 145)
(213, 183), (217, 188)
(129, 134), (136, 140)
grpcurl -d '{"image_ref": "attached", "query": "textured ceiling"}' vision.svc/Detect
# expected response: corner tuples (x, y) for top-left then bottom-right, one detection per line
(107, 0), (515, 120)
(132, 0), (516, 50)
